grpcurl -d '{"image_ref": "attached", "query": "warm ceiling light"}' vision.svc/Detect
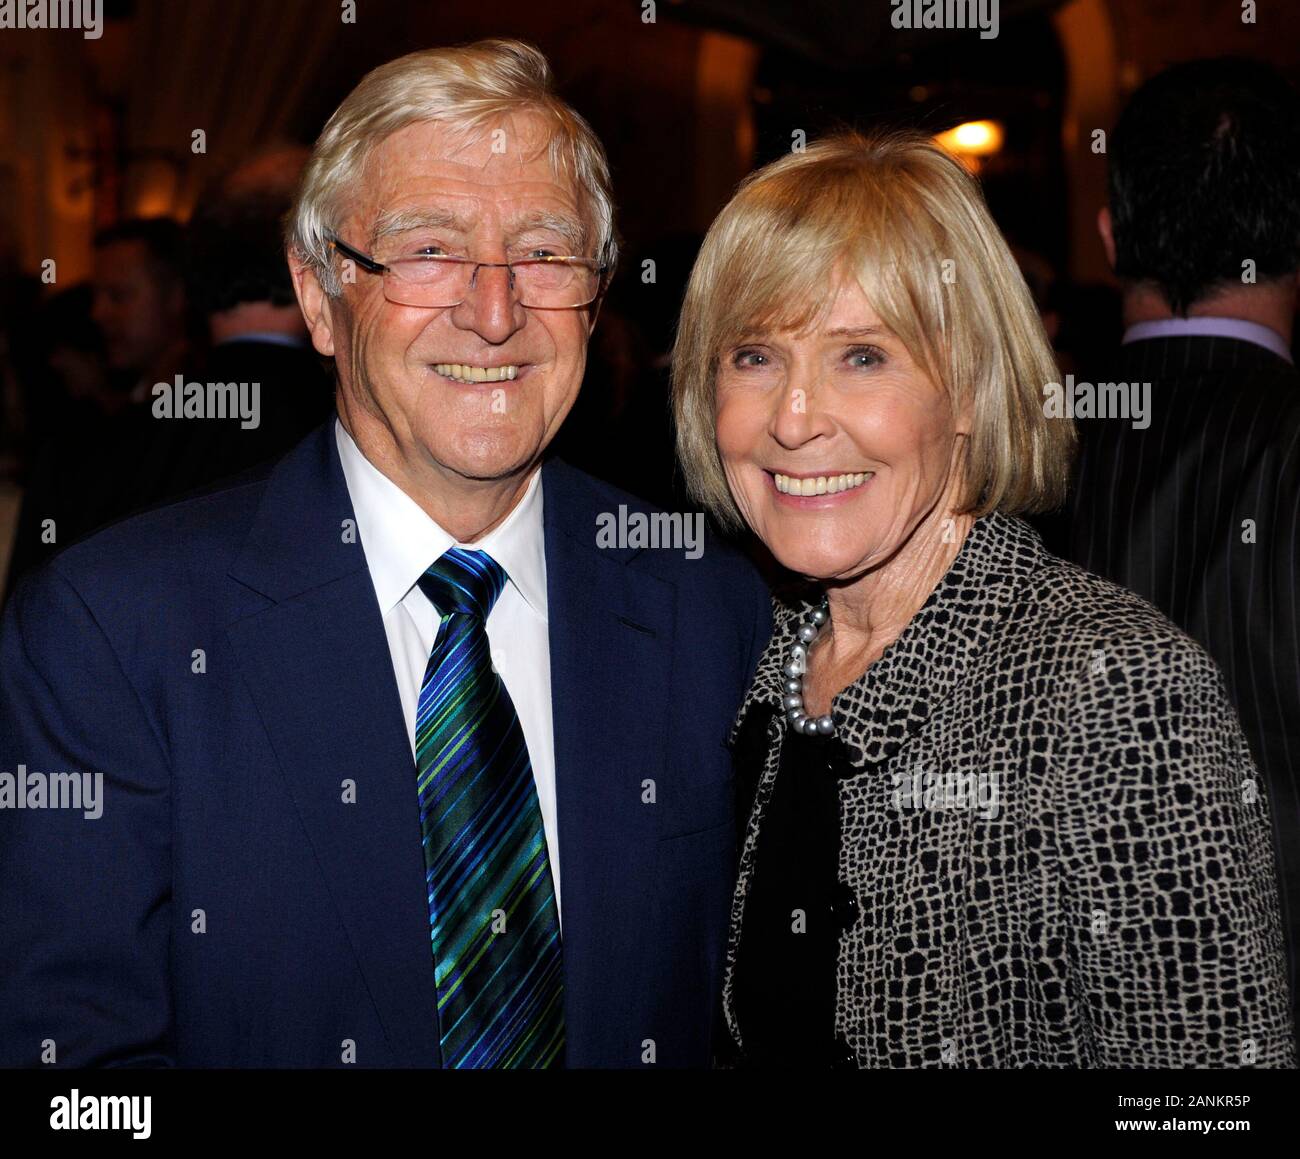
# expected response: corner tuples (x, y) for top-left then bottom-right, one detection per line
(935, 119), (1005, 157)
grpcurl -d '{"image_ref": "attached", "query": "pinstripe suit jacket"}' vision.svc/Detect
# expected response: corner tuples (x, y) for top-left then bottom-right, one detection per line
(1062, 334), (1300, 1019)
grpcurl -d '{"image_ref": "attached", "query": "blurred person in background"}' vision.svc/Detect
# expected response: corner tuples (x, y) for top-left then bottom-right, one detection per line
(4, 219), (191, 591)
(10, 284), (114, 452)
(91, 217), (190, 404)
(163, 149), (335, 494)
(1063, 58), (1300, 1020)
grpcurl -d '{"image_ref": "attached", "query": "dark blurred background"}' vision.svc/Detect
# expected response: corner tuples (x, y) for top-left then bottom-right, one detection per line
(2, 0), (1298, 589)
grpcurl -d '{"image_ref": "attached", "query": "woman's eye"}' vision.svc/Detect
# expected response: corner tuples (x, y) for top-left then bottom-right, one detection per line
(846, 345), (884, 368)
(732, 348), (770, 369)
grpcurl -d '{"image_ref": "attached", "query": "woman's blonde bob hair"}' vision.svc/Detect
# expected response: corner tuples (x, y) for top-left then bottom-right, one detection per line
(287, 39), (618, 296)
(672, 129), (1073, 531)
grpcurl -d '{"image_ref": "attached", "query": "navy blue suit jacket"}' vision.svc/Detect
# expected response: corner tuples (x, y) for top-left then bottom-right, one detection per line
(0, 422), (771, 1068)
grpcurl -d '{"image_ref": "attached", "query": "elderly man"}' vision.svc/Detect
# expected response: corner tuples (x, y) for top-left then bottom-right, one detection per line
(0, 40), (770, 1069)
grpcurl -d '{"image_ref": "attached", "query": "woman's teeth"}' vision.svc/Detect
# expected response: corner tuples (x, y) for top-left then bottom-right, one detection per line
(773, 471), (873, 496)
(434, 363), (520, 383)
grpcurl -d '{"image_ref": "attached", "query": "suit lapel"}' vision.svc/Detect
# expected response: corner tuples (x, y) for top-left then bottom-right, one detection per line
(542, 459), (677, 1066)
(223, 434), (681, 1068)
(226, 424), (439, 1067)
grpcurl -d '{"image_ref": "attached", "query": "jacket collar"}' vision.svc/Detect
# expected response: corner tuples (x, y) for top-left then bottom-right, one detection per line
(732, 511), (1051, 771)
(227, 420), (365, 602)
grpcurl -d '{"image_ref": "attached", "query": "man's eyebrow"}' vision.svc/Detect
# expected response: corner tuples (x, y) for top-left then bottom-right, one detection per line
(505, 210), (587, 253)
(369, 207), (468, 248)
(368, 207), (589, 254)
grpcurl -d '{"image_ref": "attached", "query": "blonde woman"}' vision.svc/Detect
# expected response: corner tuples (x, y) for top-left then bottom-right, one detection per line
(673, 131), (1296, 1068)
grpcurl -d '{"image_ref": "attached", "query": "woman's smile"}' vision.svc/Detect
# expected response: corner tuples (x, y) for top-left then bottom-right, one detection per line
(766, 469), (875, 507)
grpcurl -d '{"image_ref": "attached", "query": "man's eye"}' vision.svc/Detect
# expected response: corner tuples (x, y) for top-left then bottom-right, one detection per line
(390, 238), (453, 259)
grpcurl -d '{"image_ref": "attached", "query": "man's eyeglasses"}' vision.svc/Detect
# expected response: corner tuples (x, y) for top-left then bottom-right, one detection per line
(326, 233), (607, 309)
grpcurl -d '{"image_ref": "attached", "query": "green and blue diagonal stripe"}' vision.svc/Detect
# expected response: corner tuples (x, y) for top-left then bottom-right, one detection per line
(415, 547), (564, 1068)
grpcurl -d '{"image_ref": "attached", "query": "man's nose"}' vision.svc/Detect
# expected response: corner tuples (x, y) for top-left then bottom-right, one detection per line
(449, 262), (526, 344)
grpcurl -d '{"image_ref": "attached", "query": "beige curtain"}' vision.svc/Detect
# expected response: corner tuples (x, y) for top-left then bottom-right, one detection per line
(120, 0), (340, 218)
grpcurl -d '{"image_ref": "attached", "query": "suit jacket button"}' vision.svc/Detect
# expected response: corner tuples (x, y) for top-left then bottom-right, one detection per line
(830, 881), (859, 930)
(831, 1036), (858, 1068)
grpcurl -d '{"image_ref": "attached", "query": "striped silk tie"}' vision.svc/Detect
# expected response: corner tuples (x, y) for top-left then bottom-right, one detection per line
(415, 547), (564, 1068)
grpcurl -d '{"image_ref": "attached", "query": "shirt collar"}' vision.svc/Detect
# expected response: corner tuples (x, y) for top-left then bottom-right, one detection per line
(215, 331), (310, 349)
(1122, 317), (1293, 365)
(334, 418), (547, 619)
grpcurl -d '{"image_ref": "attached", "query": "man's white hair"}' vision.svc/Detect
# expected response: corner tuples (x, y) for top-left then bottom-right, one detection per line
(287, 39), (618, 296)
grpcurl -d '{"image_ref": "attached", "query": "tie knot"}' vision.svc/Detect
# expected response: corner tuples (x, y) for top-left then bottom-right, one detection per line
(418, 547), (507, 620)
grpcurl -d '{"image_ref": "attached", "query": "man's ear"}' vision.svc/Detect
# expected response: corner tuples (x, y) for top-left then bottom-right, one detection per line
(1097, 206), (1117, 271)
(290, 254), (338, 357)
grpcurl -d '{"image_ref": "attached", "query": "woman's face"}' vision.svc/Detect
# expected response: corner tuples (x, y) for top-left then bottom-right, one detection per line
(714, 277), (969, 582)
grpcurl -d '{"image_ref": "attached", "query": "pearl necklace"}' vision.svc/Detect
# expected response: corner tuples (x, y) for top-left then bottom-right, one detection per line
(781, 596), (837, 736)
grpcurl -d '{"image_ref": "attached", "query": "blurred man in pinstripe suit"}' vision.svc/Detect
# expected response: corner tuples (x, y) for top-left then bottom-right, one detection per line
(1065, 58), (1300, 1019)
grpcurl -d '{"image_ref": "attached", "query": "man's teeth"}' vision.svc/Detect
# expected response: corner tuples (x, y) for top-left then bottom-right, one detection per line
(434, 363), (520, 383)
(773, 471), (873, 496)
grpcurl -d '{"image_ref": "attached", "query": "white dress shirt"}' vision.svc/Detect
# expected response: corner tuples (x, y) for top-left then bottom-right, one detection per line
(334, 420), (561, 921)
(1121, 316), (1294, 364)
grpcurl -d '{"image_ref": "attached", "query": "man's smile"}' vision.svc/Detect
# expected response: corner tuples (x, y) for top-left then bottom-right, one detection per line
(433, 362), (526, 383)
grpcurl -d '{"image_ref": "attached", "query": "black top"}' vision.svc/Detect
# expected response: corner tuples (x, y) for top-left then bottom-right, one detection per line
(727, 723), (860, 1068)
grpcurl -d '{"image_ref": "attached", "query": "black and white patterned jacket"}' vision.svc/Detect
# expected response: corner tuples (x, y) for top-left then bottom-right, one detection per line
(725, 510), (1297, 1067)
